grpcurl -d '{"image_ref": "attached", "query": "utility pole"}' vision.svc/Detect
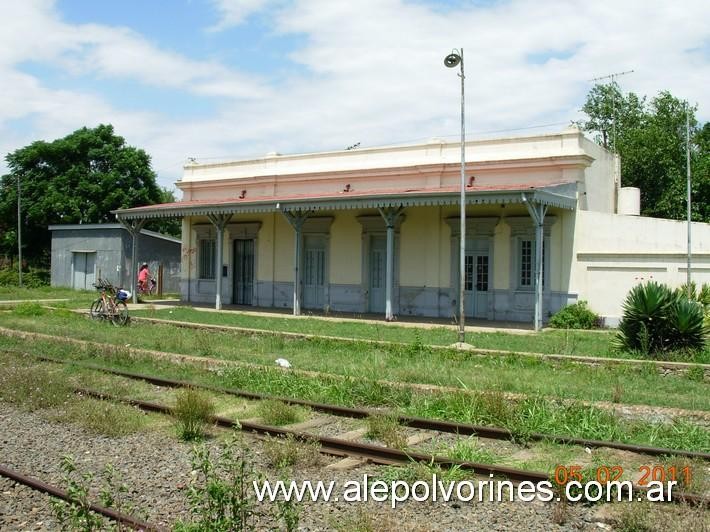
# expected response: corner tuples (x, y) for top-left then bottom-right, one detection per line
(686, 104), (692, 295)
(17, 174), (22, 288)
(589, 70), (634, 153)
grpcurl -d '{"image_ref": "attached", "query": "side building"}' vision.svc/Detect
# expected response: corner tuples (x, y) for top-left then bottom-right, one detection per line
(49, 224), (182, 293)
(114, 126), (710, 326)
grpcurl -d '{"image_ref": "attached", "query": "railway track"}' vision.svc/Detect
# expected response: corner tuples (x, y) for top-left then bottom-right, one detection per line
(1, 348), (708, 515)
(32, 352), (710, 462)
(2, 328), (708, 430)
(73, 387), (709, 508)
(0, 464), (161, 531)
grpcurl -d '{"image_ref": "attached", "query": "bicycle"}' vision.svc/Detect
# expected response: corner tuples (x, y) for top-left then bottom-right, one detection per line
(137, 276), (157, 296)
(90, 278), (130, 326)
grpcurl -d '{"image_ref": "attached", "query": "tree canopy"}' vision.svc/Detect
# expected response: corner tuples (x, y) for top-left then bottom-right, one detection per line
(0, 124), (163, 263)
(580, 84), (709, 222)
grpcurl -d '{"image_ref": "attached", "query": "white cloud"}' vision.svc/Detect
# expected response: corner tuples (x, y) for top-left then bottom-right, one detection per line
(1, 0), (708, 191)
(207, 0), (280, 31)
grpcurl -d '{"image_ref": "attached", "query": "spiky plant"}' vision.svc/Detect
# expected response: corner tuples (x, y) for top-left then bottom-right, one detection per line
(666, 297), (706, 350)
(615, 281), (706, 356)
(615, 281), (674, 354)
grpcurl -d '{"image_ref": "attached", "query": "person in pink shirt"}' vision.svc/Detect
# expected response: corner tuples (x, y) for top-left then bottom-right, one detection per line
(137, 262), (150, 292)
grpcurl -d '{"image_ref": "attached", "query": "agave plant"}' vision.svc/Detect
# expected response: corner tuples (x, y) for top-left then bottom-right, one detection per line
(666, 297), (706, 349)
(615, 281), (706, 356)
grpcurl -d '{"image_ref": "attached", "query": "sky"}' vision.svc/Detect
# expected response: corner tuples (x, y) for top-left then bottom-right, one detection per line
(1, 0), (708, 192)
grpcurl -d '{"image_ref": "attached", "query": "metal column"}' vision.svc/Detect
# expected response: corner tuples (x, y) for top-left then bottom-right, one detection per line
(207, 214), (231, 310)
(378, 206), (404, 321)
(523, 194), (547, 331)
(282, 209), (311, 316)
(117, 218), (146, 304)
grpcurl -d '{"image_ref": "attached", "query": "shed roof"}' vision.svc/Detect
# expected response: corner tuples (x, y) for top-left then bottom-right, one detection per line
(48, 223), (181, 244)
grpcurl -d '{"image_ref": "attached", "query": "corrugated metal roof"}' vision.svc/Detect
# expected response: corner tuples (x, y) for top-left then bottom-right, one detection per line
(114, 182), (577, 220)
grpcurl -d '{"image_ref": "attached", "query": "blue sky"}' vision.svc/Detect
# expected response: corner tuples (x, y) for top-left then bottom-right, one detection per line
(1, 0), (708, 191)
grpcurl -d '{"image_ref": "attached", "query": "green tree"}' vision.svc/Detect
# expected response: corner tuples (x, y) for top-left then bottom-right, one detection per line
(146, 187), (182, 238)
(0, 124), (162, 264)
(580, 84), (709, 222)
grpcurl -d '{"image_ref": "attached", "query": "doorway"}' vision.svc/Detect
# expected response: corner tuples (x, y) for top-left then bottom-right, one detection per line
(302, 235), (326, 309)
(464, 238), (490, 319)
(72, 251), (96, 290)
(232, 239), (254, 305)
(368, 235), (386, 313)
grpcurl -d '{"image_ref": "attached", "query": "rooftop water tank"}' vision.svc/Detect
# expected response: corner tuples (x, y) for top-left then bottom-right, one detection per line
(618, 187), (640, 216)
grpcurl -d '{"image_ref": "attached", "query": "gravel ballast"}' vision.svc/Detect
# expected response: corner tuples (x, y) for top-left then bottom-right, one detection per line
(2, 402), (704, 531)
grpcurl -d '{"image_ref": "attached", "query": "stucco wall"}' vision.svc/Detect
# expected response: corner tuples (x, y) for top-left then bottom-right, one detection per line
(571, 211), (710, 322)
(330, 211), (361, 284)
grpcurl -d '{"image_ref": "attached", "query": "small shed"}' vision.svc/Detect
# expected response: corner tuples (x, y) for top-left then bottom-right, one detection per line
(49, 224), (181, 293)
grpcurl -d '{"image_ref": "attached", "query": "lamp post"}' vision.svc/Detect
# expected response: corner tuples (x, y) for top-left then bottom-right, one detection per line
(444, 48), (466, 344)
(17, 174), (22, 288)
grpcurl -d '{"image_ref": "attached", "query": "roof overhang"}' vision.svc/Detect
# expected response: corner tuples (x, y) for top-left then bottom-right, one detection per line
(113, 183), (577, 221)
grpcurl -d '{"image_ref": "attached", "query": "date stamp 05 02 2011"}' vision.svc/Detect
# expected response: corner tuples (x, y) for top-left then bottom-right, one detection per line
(553, 465), (692, 486)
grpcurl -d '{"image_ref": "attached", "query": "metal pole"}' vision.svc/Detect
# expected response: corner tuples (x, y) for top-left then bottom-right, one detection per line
(17, 174), (22, 287)
(215, 224), (224, 310)
(686, 105), (692, 295)
(131, 231), (138, 303)
(458, 49), (466, 344)
(293, 225), (302, 316)
(534, 210), (544, 331)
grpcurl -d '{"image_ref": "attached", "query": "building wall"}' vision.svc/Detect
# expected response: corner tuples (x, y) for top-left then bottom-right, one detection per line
(51, 228), (124, 289)
(180, 205), (578, 322)
(571, 210), (710, 324)
(51, 227), (180, 292)
(122, 232), (182, 293)
(579, 136), (617, 213)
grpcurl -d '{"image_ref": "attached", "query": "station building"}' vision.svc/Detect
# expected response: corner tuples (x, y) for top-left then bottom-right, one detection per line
(115, 126), (710, 327)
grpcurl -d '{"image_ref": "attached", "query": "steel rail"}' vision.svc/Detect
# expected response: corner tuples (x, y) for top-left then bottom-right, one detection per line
(75, 388), (549, 484)
(0, 465), (162, 531)
(75, 388), (709, 508)
(38, 354), (709, 461)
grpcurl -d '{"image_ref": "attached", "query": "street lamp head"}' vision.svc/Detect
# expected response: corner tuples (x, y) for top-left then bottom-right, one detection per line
(444, 52), (461, 68)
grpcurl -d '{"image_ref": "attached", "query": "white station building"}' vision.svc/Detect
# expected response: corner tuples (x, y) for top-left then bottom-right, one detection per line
(115, 126), (710, 327)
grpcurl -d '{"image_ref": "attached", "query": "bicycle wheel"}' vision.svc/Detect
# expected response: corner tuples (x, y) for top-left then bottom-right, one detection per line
(89, 299), (103, 320)
(111, 300), (129, 326)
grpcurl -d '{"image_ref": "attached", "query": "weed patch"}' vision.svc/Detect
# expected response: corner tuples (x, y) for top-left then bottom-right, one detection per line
(174, 388), (215, 441)
(55, 397), (149, 437)
(255, 399), (307, 426)
(262, 434), (321, 469)
(11, 302), (46, 316)
(365, 413), (407, 449)
(0, 362), (71, 410)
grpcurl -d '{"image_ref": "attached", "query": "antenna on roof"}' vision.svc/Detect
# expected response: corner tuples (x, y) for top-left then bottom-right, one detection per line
(345, 142), (360, 150)
(588, 70), (634, 153)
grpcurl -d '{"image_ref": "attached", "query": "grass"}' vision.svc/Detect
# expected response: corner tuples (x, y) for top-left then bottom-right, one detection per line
(0, 310), (707, 413)
(53, 397), (150, 437)
(0, 360), (72, 410)
(0, 285), (97, 308)
(447, 437), (501, 464)
(131, 305), (626, 356)
(365, 413), (407, 449)
(255, 399), (307, 426)
(262, 434), (321, 469)
(2, 337), (708, 454)
(174, 388), (216, 441)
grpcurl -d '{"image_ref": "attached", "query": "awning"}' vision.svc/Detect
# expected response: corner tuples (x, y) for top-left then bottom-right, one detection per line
(113, 182), (577, 221)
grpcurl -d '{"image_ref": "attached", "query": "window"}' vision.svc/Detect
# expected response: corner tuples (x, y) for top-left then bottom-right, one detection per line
(519, 239), (545, 289)
(199, 239), (216, 279)
(464, 255), (474, 291)
(476, 255), (489, 292)
(520, 240), (532, 287)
